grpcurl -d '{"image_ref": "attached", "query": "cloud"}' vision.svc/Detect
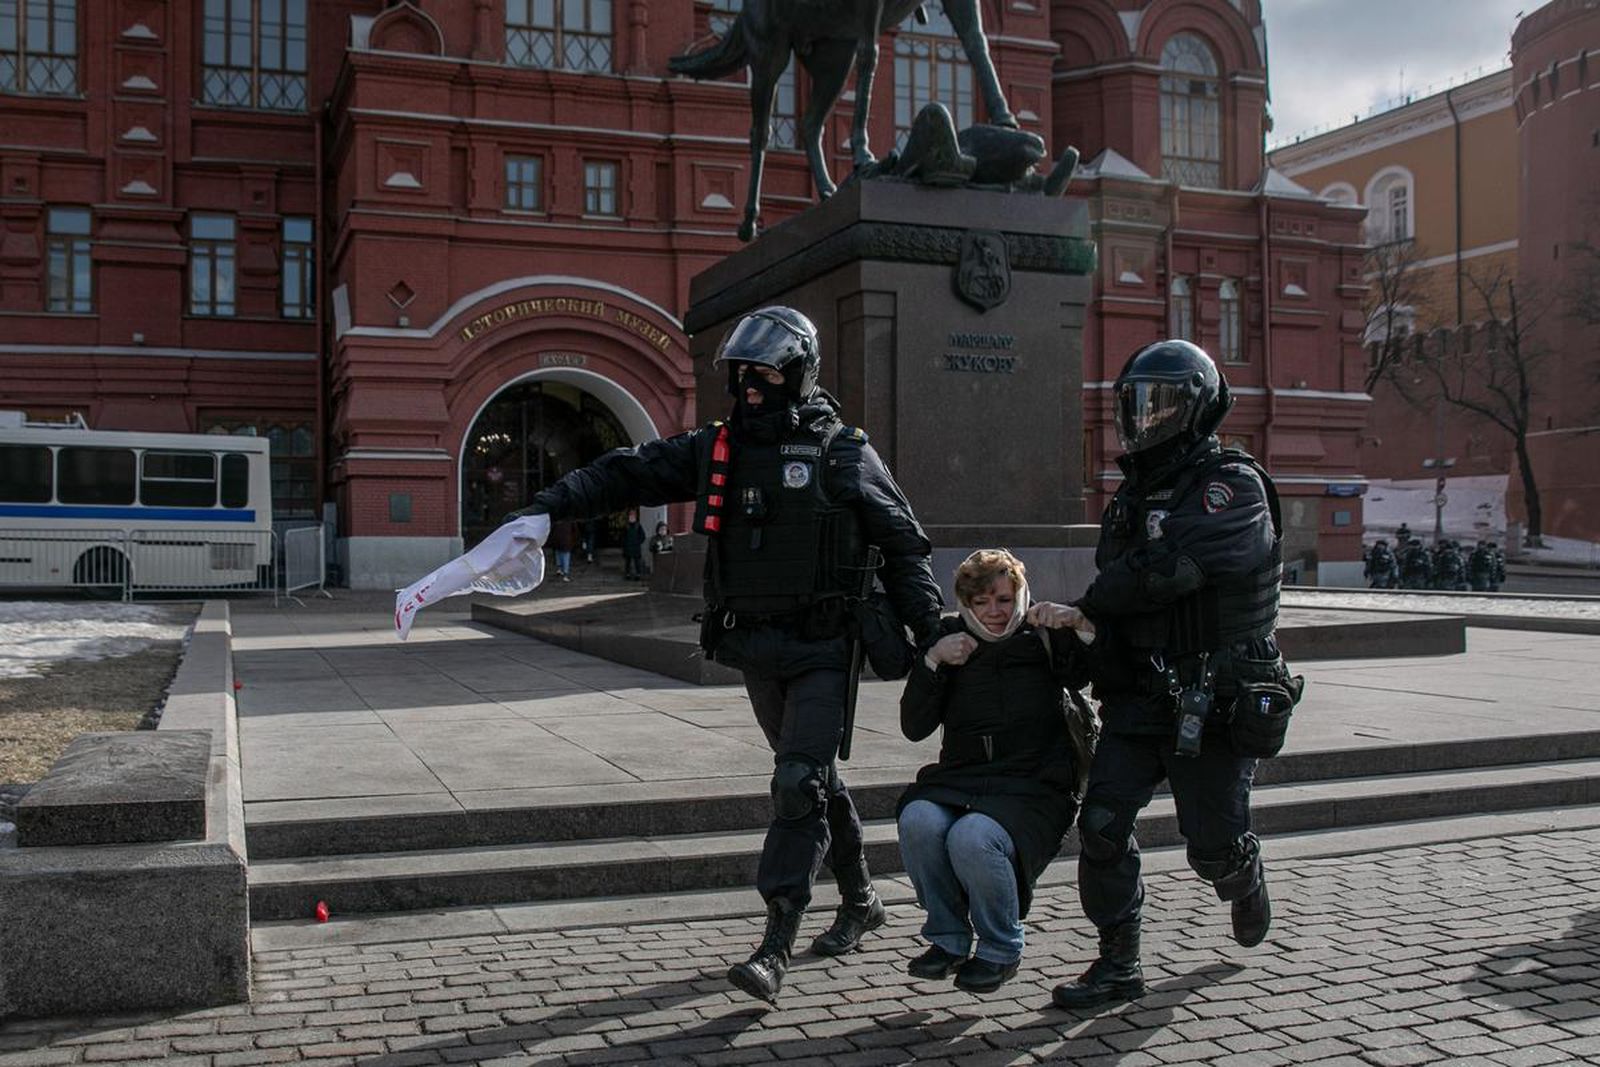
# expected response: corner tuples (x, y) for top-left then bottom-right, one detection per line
(1266, 0), (1524, 145)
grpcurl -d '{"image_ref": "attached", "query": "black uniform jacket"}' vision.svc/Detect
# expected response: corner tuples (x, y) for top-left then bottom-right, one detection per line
(1075, 437), (1278, 733)
(897, 615), (1086, 916)
(519, 393), (944, 644)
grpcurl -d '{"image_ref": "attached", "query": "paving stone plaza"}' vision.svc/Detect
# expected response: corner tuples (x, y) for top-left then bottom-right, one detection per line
(4, 592), (1600, 1065)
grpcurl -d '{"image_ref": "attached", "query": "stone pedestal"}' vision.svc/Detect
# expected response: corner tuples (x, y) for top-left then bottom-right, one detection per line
(685, 180), (1100, 598)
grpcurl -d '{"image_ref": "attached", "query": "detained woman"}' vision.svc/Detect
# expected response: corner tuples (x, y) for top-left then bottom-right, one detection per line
(897, 549), (1091, 993)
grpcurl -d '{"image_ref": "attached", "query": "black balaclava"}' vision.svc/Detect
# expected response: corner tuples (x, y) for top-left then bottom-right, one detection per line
(732, 367), (797, 443)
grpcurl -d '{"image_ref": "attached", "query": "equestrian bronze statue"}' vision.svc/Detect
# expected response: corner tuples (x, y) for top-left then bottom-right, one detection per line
(669, 1), (1015, 241)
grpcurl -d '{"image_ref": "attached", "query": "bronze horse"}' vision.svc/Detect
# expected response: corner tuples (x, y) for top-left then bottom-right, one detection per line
(669, 1), (1015, 241)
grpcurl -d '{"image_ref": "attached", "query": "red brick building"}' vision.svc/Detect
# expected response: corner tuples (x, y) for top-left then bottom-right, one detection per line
(1, 0), (1367, 587)
(1510, 0), (1600, 542)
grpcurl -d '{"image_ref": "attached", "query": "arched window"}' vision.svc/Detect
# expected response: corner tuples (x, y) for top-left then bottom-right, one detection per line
(1218, 279), (1243, 363)
(1364, 168), (1414, 244)
(1319, 183), (1358, 207)
(1169, 276), (1193, 341)
(894, 7), (974, 151)
(1159, 33), (1221, 188)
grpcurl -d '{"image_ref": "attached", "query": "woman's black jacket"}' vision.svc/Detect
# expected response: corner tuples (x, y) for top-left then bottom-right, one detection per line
(897, 615), (1086, 917)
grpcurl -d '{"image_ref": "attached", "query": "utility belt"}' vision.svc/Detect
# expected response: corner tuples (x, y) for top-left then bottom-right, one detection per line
(698, 596), (852, 654)
(1134, 646), (1304, 760)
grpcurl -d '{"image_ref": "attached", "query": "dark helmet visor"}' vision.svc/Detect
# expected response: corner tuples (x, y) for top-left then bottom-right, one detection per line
(1115, 380), (1196, 452)
(712, 314), (807, 371)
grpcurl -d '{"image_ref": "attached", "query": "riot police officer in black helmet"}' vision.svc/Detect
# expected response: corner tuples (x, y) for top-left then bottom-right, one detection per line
(509, 306), (944, 1004)
(1052, 339), (1302, 1011)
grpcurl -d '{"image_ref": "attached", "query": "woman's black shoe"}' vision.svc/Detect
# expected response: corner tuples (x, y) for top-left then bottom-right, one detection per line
(906, 945), (966, 980)
(954, 956), (1020, 993)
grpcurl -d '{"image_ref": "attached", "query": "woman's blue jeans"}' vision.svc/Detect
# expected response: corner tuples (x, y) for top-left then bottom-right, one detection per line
(898, 799), (1025, 964)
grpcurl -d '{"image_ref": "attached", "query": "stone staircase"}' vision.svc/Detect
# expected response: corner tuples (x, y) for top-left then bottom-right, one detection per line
(244, 730), (1600, 923)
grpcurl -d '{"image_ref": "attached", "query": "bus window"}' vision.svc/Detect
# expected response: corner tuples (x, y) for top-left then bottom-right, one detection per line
(58, 447), (136, 505)
(220, 453), (249, 508)
(141, 450), (217, 507)
(0, 445), (53, 502)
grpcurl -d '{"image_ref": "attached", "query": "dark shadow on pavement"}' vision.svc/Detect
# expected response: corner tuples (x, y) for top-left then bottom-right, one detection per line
(1461, 906), (1600, 1021)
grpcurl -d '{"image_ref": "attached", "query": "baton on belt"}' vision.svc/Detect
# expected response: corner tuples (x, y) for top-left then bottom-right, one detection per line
(836, 547), (882, 762)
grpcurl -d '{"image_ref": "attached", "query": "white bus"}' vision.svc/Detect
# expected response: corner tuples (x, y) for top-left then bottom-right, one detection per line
(0, 412), (274, 594)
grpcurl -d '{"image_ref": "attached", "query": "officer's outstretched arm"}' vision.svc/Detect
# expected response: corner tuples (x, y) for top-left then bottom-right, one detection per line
(833, 439), (945, 646)
(510, 430), (703, 522)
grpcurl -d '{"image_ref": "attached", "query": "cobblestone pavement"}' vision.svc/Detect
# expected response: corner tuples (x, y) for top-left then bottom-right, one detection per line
(4, 828), (1600, 1066)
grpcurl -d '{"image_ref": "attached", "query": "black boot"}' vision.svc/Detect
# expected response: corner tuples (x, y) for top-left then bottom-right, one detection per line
(1051, 919), (1147, 1010)
(728, 899), (805, 1005)
(811, 857), (887, 956)
(1232, 868), (1271, 947)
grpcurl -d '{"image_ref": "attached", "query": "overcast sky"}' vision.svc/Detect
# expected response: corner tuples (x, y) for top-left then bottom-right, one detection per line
(1265, 0), (1527, 146)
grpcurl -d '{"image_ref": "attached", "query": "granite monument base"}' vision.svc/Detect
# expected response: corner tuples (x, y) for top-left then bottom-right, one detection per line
(685, 179), (1097, 546)
(0, 602), (250, 1020)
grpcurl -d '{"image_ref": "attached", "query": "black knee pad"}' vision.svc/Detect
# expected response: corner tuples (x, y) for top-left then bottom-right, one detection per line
(1189, 833), (1261, 900)
(771, 759), (826, 823)
(1078, 803), (1133, 865)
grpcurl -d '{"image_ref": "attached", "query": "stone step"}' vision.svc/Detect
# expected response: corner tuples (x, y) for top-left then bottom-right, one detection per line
(244, 729), (1600, 860)
(246, 757), (1600, 921)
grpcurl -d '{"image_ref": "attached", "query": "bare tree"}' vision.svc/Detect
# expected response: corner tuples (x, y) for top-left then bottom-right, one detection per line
(1361, 239), (1429, 393)
(1390, 264), (1552, 544)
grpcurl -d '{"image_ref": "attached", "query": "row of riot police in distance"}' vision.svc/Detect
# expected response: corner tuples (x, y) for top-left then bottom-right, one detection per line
(1364, 529), (1505, 592)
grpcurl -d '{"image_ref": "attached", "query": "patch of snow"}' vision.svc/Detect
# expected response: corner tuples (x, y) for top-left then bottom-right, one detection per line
(1362, 474), (1600, 565)
(1285, 590), (1600, 620)
(0, 602), (189, 679)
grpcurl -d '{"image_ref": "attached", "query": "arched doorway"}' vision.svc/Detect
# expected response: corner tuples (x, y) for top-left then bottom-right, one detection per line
(461, 379), (633, 548)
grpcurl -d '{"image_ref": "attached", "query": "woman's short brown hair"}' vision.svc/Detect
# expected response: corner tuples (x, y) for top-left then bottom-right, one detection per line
(954, 548), (1026, 606)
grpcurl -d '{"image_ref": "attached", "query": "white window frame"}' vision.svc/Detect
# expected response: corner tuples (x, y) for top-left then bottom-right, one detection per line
(1363, 167), (1415, 245)
(1218, 278), (1243, 363)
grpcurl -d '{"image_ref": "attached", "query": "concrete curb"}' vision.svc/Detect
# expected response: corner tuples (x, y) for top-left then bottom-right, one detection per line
(1285, 589), (1600, 634)
(0, 601), (250, 1020)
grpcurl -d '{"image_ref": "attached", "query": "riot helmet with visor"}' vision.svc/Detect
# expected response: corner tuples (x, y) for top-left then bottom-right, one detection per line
(1112, 339), (1233, 454)
(712, 306), (821, 403)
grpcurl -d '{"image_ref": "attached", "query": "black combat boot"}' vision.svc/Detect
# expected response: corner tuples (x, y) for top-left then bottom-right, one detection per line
(728, 898), (805, 1005)
(1051, 919), (1147, 1010)
(1232, 867), (1271, 947)
(810, 857), (887, 957)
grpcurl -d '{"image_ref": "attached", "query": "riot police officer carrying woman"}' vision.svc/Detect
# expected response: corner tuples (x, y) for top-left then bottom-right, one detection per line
(1051, 340), (1302, 1009)
(507, 306), (944, 1005)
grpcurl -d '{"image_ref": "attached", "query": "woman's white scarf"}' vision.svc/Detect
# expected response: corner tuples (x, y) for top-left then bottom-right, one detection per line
(958, 577), (1031, 643)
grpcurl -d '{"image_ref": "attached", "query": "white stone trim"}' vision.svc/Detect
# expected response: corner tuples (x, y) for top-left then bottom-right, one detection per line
(338, 448), (454, 462)
(340, 274), (684, 340)
(1270, 70), (1512, 172)
(1082, 381), (1371, 403)
(456, 366), (668, 539)
(0, 344), (315, 361)
(349, 107), (748, 147)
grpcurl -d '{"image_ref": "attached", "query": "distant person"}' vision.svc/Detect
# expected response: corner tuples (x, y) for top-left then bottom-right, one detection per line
(1395, 523), (1412, 546)
(897, 550), (1090, 994)
(1468, 541), (1496, 592)
(1399, 539), (1432, 590)
(1364, 539), (1397, 589)
(580, 518), (599, 565)
(547, 518), (578, 582)
(649, 521), (675, 572)
(622, 509), (647, 580)
(1491, 545), (1507, 591)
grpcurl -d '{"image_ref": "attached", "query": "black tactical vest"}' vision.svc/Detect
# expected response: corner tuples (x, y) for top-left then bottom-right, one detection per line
(1100, 447), (1282, 655)
(708, 422), (869, 616)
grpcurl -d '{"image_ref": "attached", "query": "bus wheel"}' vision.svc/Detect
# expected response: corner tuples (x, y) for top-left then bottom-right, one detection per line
(74, 547), (128, 599)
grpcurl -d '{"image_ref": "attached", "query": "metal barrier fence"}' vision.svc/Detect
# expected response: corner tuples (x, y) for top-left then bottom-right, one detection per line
(0, 527), (280, 602)
(126, 527), (279, 602)
(0, 528), (132, 594)
(282, 524), (332, 602)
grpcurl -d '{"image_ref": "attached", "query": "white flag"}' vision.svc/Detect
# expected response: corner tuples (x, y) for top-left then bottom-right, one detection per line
(394, 514), (551, 640)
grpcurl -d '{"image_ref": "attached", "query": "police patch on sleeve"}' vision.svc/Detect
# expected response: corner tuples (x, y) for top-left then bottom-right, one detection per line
(782, 460), (812, 489)
(1145, 509), (1168, 540)
(1203, 481), (1235, 513)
